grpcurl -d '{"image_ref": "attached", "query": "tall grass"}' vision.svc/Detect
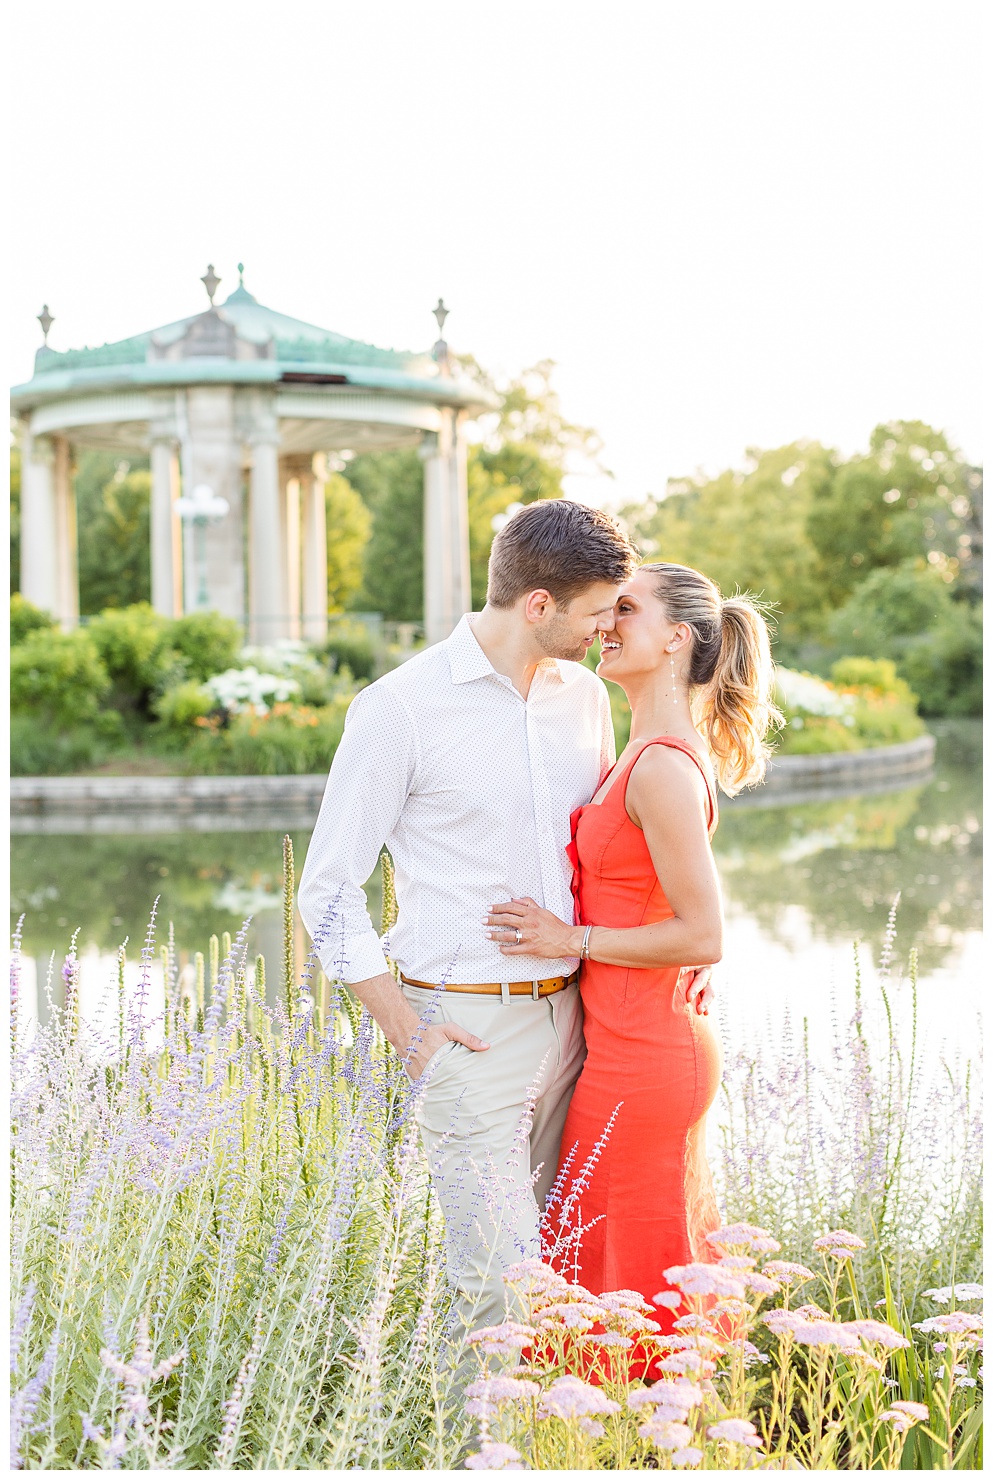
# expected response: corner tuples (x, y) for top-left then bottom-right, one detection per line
(8, 853), (983, 1469)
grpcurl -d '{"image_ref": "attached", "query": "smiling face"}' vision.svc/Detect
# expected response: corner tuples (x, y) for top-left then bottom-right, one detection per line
(532, 580), (623, 662)
(597, 568), (689, 680)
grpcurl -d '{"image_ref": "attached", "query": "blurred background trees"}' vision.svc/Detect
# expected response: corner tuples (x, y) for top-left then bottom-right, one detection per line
(8, 372), (982, 716)
(626, 419), (982, 715)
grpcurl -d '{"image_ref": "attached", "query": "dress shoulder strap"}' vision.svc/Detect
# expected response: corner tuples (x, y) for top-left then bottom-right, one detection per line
(619, 736), (718, 831)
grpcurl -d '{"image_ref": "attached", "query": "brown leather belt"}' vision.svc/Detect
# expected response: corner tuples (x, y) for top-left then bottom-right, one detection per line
(400, 970), (579, 1002)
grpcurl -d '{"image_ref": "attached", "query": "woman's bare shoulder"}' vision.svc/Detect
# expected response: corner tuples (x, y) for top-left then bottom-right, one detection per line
(626, 741), (711, 825)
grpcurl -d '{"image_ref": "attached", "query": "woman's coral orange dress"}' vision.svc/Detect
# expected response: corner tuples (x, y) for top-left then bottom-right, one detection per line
(551, 737), (724, 1331)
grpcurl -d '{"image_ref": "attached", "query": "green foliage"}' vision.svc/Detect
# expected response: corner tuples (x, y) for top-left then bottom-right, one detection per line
(85, 603), (181, 717)
(152, 679), (214, 734)
(320, 622), (377, 681)
(10, 445), (20, 593)
(344, 450), (424, 622)
(806, 421), (981, 607)
(10, 626), (110, 726)
(10, 592), (56, 645)
(167, 610), (243, 684)
(625, 442), (835, 655)
(185, 697), (353, 775)
(9, 716), (120, 776)
(325, 472), (373, 613)
(75, 453), (152, 614)
(830, 564), (982, 716)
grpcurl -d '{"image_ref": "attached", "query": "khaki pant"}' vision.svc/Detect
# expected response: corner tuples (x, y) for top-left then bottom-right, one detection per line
(401, 981), (586, 1336)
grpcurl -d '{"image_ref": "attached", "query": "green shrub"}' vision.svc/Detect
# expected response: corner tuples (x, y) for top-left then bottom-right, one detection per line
(184, 697), (352, 774)
(320, 628), (377, 681)
(86, 604), (182, 716)
(776, 716), (862, 754)
(830, 562), (982, 716)
(829, 656), (915, 702)
(10, 714), (122, 776)
(10, 593), (55, 646)
(10, 627), (110, 727)
(153, 679), (215, 734)
(168, 610), (243, 684)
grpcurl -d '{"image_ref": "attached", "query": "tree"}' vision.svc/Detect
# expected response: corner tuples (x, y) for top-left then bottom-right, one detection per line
(10, 446), (21, 593)
(324, 471), (372, 613)
(344, 450), (424, 621)
(341, 359), (608, 618)
(76, 452), (152, 614)
(806, 420), (979, 607)
(624, 442), (836, 658)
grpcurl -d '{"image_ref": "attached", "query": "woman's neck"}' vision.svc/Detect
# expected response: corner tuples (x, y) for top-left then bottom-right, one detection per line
(623, 670), (700, 748)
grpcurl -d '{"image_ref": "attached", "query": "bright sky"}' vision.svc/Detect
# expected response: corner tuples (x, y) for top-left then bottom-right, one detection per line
(8, 2), (984, 511)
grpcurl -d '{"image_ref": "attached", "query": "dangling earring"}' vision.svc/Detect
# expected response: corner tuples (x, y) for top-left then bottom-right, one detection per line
(669, 649), (679, 705)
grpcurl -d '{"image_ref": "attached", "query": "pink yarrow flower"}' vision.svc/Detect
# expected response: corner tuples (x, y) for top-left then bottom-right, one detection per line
(638, 1418), (694, 1450)
(465, 1442), (527, 1470)
(672, 1446), (703, 1466)
(762, 1261), (815, 1284)
(921, 1284), (983, 1305)
(537, 1375), (621, 1421)
(844, 1319), (910, 1351)
(914, 1312), (983, 1337)
(705, 1222), (780, 1252)
(813, 1229), (867, 1259)
(653, 1290), (683, 1309)
(890, 1400), (929, 1420)
(627, 1380), (703, 1416)
(468, 1322), (537, 1355)
(663, 1263), (748, 1299)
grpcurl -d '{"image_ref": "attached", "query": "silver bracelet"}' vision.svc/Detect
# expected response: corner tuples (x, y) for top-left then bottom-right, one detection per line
(580, 924), (593, 961)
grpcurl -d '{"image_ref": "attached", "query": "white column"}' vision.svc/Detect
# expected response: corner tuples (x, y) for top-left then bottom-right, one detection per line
(248, 427), (287, 644)
(19, 427), (58, 615)
(448, 410), (472, 619)
(422, 408), (472, 645)
(150, 439), (182, 617)
(302, 453), (328, 643)
(422, 428), (451, 646)
(52, 436), (79, 627)
(181, 387), (244, 622)
(280, 456), (305, 642)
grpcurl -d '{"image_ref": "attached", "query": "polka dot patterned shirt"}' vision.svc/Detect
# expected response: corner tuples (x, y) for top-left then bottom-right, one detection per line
(298, 613), (616, 985)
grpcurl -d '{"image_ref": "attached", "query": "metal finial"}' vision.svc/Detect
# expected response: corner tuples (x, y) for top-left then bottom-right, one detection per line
(237, 262), (245, 286)
(201, 264), (221, 305)
(433, 298), (449, 335)
(37, 305), (54, 344)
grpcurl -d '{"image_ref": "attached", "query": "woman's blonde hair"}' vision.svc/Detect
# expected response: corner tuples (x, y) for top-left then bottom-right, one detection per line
(641, 562), (782, 796)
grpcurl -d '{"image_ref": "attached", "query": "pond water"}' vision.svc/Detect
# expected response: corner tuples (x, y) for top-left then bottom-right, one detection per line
(11, 722), (982, 1069)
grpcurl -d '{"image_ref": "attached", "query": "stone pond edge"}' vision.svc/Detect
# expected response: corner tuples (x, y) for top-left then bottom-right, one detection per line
(11, 734), (937, 813)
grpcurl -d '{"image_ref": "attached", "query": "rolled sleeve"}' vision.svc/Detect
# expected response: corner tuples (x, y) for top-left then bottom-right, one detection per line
(298, 684), (416, 984)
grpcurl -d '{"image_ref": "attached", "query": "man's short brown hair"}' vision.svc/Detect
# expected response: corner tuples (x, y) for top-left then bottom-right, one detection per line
(486, 499), (638, 609)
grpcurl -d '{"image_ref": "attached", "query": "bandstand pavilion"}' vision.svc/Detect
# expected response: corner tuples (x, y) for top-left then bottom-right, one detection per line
(12, 266), (494, 645)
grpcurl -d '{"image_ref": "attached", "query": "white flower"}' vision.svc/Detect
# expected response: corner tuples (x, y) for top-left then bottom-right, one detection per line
(890, 1401), (929, 1420)
(467, 1322), (537, 1355)
(813, 1229), (867, 1253)
(205, 665), (301, 716)
(653, 1290), (683, 1309)
(922, 1284), (984, 1305)
(708, 1417), (762, 1447)
(638, 1418), (694, 1450)
(672, 1446), (703, 1467)
(762, 1261), (815, 1284)
(776, 668), (856, 719)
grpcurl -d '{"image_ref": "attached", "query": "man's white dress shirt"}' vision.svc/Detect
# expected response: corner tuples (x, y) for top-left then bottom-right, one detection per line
(298, 613), (615, 985)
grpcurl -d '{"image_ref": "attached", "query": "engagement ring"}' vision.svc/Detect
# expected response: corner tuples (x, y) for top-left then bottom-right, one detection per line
(514, 928), (523, 944)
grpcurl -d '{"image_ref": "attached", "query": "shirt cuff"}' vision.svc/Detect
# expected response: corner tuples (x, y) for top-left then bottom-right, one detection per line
(317, 932), (392, 986)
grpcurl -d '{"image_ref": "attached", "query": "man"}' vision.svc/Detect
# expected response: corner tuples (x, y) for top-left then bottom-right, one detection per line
(299, 499), (698, 1333)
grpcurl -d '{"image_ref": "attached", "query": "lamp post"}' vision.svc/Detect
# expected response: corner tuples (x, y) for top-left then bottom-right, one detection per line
(174, 483), (230, 610)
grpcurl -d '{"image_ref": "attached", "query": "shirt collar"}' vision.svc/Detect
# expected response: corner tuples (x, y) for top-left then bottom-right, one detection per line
(446, 613), (566, 685)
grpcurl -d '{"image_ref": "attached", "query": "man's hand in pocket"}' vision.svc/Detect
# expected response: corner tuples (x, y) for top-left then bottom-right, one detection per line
(404, 1020), (490, 1079)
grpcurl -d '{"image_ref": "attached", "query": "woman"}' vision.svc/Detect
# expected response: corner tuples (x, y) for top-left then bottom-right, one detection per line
(486, 562), (780, 1324)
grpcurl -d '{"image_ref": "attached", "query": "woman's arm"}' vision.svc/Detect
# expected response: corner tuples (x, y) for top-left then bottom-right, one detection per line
(486, 745), (723, 969)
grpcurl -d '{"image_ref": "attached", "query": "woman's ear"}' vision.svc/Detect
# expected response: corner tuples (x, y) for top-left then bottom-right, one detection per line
(668, 622), (693, 652)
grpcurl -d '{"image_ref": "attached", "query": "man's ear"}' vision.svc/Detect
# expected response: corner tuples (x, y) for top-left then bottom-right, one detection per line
(523, 589), (554, 624)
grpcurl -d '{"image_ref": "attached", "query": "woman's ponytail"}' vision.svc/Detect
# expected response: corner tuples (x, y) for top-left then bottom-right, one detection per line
(642, 563), (783, 796)
(698, 597), (780, 796)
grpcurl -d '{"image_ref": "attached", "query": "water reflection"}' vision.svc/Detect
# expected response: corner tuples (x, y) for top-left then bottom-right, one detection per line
(10, 723), (980, 1031)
